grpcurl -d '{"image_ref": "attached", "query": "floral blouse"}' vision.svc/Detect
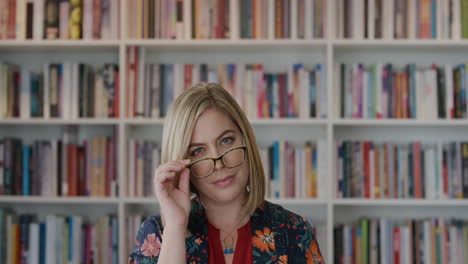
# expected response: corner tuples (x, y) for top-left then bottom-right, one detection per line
(128, 197), (325, 264)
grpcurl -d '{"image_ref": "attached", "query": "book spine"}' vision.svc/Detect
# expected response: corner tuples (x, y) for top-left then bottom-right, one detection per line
(25, 1), (34, 39)
(22, 145), (30, 196)
(44, 0), (59, 39)
(83, 0), (93, 39)
(101, 0), (111, 38)
(69, 0), (83, 39)
(92, 0), (102, 39)
(59, 0), (70, 39)
(462, 143), (468, 197)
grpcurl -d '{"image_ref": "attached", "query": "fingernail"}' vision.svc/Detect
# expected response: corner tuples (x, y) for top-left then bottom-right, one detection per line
(183, 159), (191, 163)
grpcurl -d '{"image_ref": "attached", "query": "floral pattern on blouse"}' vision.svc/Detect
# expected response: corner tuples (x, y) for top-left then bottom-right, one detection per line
(128, 198), (325, 264)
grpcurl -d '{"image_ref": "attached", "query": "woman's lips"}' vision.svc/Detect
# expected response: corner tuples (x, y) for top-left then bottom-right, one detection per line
(212, 175), (234, 187)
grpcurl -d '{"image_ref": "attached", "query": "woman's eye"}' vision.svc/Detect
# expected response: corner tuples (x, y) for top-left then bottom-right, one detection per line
(221, 137), (234, 144)
(191, 148), (204, 156)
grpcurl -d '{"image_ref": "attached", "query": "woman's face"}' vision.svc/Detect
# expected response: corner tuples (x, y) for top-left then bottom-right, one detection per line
(186, 108), (249, 205)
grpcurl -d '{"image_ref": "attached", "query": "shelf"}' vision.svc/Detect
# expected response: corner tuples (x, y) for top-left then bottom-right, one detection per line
(124, 118), (327, 126)
(333, 39), (468, 47)
(0, 118), (327, 127)
(124, 197), (158, 205)
(124, 38), (328, 45)
(333, 199), (468, 206)
(4, 118), (468, 127)
(5, 118), (468, 127)
(124, 119), (165, 125)
(120, 198), (468, 206)
(0, 195), (120, 204)
(267, 198), (328, 205)
(250, 119), (328, 125)
(123, 197), (328, 205)
(4, 39), (468, 49)
(124, 39), (327, 52)
(333, 119), (468, 127)
(0, 118), (120, 125)
(0, 40), (120, 51)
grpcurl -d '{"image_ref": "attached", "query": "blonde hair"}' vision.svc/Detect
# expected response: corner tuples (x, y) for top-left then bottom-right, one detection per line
(161, 83), (265, 217)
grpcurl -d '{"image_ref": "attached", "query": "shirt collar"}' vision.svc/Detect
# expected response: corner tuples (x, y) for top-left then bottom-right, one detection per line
(187, 196), (267, 236)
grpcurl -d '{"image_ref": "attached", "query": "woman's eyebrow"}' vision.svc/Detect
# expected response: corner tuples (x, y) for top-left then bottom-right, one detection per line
(188, 129), (236, 148)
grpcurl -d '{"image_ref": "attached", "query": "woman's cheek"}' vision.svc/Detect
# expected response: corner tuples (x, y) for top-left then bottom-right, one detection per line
(190, 177), (212, 194)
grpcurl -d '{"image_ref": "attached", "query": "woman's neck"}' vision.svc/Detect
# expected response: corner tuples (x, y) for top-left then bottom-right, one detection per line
(200, 193), (249, 230)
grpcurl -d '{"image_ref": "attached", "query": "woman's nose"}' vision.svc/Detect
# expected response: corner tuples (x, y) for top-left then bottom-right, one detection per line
(213, 156), (225, 170)
(212, 151), (225, 170)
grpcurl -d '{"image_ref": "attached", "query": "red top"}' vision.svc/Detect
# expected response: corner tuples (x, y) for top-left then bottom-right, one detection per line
(207, 219), (253, 264)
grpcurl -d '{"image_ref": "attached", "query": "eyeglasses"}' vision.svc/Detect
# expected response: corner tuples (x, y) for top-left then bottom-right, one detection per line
(186, 145), (247, 179)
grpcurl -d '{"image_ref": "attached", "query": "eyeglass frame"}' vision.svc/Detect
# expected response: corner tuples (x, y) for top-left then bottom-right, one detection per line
(185, 145), (247, 179)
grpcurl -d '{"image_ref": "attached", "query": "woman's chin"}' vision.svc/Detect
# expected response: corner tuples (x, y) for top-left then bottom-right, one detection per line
(206, 185), (247, 204)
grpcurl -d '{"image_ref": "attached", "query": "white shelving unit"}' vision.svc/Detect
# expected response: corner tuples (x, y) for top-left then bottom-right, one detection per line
(3, 1), (468, 263)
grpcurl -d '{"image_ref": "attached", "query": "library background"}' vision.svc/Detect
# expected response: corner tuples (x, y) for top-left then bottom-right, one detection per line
(1, 0), (468, 263)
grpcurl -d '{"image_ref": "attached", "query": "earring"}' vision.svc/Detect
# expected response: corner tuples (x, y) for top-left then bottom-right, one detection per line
(246, 185), (250, 192)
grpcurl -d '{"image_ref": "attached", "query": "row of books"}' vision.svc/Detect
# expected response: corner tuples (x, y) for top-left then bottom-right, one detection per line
(338, 63), (468, 120)
(0, 126), (118, 196)
(0, 0), (120, 40)
(239, 0), (326, 39)
(336, 0), (468, 40)
(336, 140), (468, 199)
(0, 210), (118, 264)
(125, 0), (326, 40)
(0, 62), (120, 119)
(334, 217), (468, 264)
(126, 0), (229, 39)
(126, 140), (159, 198)
(260, 140), (325, 199)
(126, 47), (327, 119)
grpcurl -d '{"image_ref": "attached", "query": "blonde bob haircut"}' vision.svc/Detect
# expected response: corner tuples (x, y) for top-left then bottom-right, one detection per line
(160, 82), (266, 217)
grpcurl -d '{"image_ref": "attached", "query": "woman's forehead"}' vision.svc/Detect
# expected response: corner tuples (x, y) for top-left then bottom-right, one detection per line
(190, 109), (240, 143)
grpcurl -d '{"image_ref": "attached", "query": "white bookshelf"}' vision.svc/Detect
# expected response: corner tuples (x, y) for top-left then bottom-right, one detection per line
(332, 39), (468, 47)
(0, 118), (120, 125)
(333, 198), (468, 207)
(2, 0), (468, 263)
(0, 195), (120, 204)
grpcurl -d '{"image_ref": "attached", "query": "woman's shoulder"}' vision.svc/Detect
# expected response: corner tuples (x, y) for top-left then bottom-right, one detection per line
(142, 215), (163, 230)
(128, 216), (164, 262)
(139, 215), (193, 239)
(135, 215), (164, 239)
(261, 200), (326, 263)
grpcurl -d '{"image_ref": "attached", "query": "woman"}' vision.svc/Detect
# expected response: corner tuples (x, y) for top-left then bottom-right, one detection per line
(128, 83), (325, 264)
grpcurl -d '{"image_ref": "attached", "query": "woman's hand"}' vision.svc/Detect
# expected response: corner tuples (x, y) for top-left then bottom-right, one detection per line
(153, 159), (191, 229)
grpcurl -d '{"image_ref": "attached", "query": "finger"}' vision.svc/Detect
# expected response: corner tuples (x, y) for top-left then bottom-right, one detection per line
(178, 168), (190, 195)
(154, 175), (175, 200)
(176, 159), (191, 166)
(169, 159), (191, 171)
(156, 171), (176, 184)
(158, 162), (186, 173)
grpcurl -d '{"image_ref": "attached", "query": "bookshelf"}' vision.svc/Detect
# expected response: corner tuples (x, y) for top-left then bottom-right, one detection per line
(2, 0), (468, 263)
